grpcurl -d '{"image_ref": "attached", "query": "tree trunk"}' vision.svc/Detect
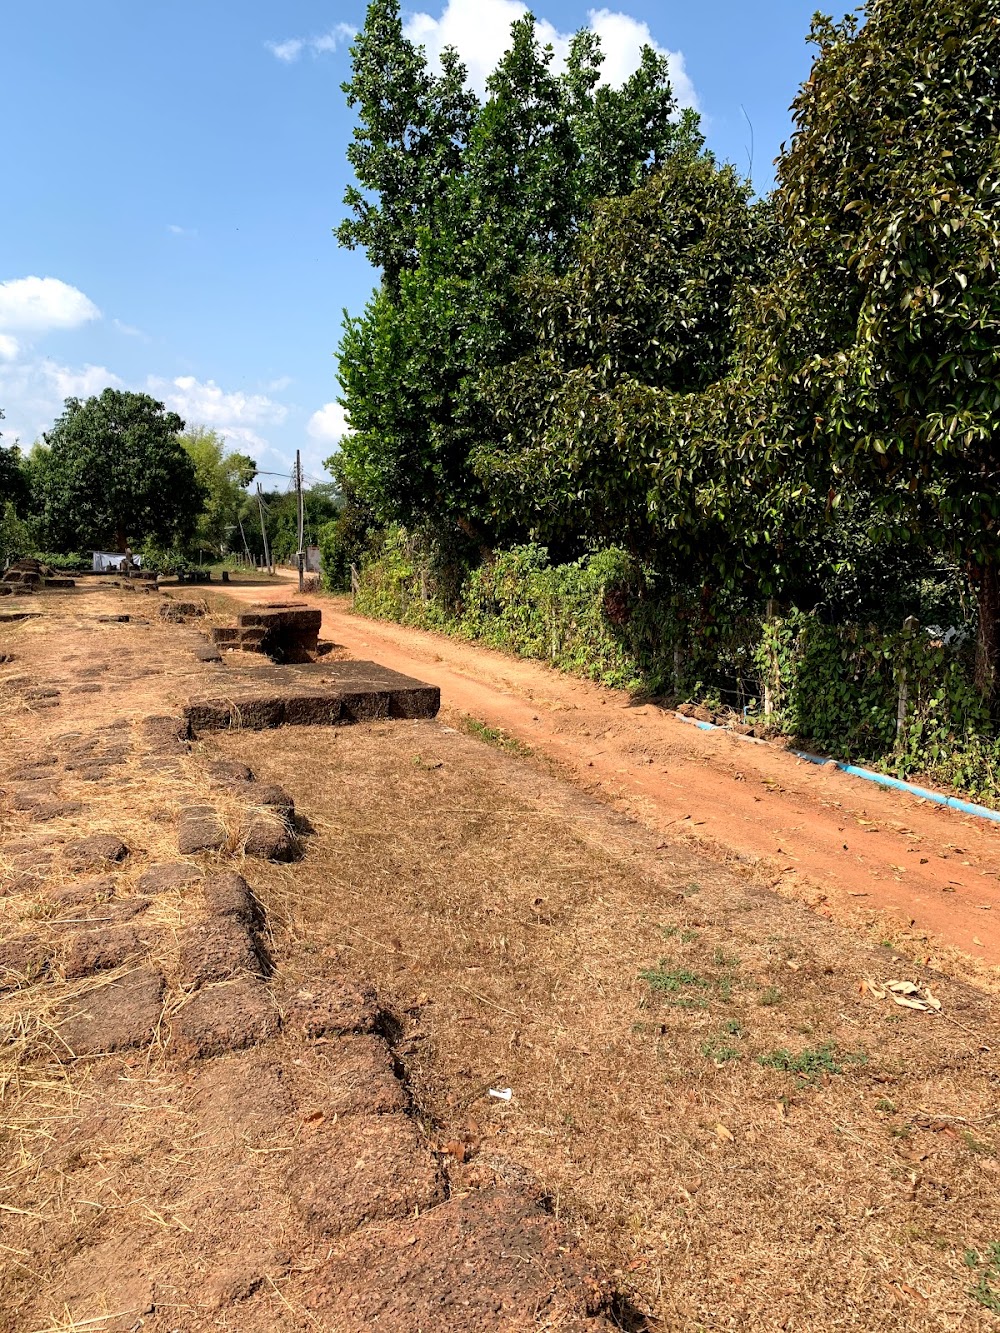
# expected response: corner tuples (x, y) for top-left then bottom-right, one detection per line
(974, 558), (1000, 699)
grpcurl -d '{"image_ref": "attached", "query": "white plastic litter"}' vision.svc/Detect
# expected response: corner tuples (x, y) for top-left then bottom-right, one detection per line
(488, 1087), (512, 1102)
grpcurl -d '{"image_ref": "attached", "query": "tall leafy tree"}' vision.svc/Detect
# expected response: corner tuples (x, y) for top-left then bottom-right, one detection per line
(337, 0), (478, 294)
(475, 153), (772, 584)
(336, 2), (701, 545)
(0, 411), (30, 516)
(38, 389), (202, 551)
(759, 0), (1000, 689)
(180, 426), (257, 557)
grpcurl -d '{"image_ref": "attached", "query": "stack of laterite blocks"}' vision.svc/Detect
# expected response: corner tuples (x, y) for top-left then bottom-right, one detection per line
(2, 558), (75, 590)
(211, 603), (321, 663)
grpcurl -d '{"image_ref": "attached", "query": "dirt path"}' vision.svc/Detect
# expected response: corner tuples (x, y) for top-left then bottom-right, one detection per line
(223, 578), (1000, 982)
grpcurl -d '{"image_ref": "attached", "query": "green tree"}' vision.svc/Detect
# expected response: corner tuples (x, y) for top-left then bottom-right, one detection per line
(337, 0), (478, 294)
(474, 153), (772, 584)
(38, 389), (202, 551)
(180, 426), (257, 558)
(336, 3), (701, 547)
(761, 0), (1000, 689)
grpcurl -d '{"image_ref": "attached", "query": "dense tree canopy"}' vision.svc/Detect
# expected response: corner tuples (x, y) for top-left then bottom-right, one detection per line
(474, 153), (772, 574)
(335, 0), (702, 547)
(755, 0), (1000, 683)
(37, 389), (202, 552)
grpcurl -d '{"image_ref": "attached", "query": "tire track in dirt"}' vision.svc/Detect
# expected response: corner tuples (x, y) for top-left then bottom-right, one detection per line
(223, 579), (1000, 980)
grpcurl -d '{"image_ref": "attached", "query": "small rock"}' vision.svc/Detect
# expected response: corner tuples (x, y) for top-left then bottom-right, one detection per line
(31, 800), (84, 822)
(243, 811), (296, 862)
(289, 1115), (444, 1237)
(58, 970), (165, 1056)
(253, 784), (295, 815)
(63, 926), (146, 979)
(170, 978), (278, 1060)
(208, 759), (255, 786)
(177, 918), (265, 988)
(64, 834), (129, 871)
(283, 978), (379, 1039)
(177, 808), (228, 856)
(136, 862), (203, 895)
(0, 932), (50, 991)
(202, 871), (260, 924)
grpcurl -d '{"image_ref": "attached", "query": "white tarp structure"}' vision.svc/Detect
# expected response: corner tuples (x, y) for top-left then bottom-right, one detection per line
(92, 551), (142, 572)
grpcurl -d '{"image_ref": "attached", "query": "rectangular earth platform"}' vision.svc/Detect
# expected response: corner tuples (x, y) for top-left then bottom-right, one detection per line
(185, 660), (440, 732)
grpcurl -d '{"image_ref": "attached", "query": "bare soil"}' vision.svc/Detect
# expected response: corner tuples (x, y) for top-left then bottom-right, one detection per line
(2, 577), (999, 1331)
(220, 578), (1000, 985)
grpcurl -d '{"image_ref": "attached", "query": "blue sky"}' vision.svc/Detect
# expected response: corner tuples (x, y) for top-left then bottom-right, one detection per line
(0, 0), (827, 483)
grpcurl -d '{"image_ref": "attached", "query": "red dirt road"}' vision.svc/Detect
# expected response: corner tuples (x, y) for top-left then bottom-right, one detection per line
(223, 578), (1000, 980)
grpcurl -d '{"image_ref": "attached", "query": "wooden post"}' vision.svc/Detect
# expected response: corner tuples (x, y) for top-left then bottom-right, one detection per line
(295, 450), (305, 593)
(350, 563), (360, 604)
(763, 598), (778, 716)
(896, 615), (919, 746)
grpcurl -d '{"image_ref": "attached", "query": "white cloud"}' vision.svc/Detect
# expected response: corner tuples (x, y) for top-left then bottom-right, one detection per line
(46, 361), (122, 400)
(588, 9), (696, 104)
(267, 23), (355, 62)
(269, 37), (305, 62)
(147, 375), (289, 433)
(0, 334), (19, 361)
(404, 0), (697, 104)
(0, 356), (120, 443)
(167, 223), (197, 237)
(0, 276), (101, 334)
(113, 318), (147, 340)
(307, 401), (351, 444)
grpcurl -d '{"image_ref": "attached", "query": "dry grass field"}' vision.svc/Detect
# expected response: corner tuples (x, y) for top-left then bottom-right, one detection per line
(1, 580), (999, 1331)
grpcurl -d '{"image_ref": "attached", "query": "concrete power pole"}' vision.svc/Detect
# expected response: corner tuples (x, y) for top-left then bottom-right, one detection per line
(295, 449), (305, 592)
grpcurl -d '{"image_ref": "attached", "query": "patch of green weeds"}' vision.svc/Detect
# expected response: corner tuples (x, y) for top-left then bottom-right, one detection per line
(460, 716), (534, 758)
(713, 948), (741, 969)
(680, 928), (699, 944)
(758, 986), (783, 1007)
(722, 1019), (743, 1036)
(875, 1097), (897, 1113)
(682, 882), (701, 896)
(660, 925), (679, 939)
(962, 1131), (995, 1157)
(640, 963), (708, 997)
(759, 1043), (847, 1082)
(967, 1243), (1000, 1314)
(701, 1039), (741, 1064)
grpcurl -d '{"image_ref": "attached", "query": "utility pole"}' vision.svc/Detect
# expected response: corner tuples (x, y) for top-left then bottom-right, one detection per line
(237, 514), (253, 568)
(295, 448), (305, 592)
(256, 484), (273, 576)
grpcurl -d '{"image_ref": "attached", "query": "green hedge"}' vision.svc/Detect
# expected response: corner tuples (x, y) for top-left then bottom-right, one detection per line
(339, 532), (999, 802)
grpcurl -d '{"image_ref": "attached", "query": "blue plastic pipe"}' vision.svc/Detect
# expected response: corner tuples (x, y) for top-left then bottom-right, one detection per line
(672, 711), (1000, 824)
